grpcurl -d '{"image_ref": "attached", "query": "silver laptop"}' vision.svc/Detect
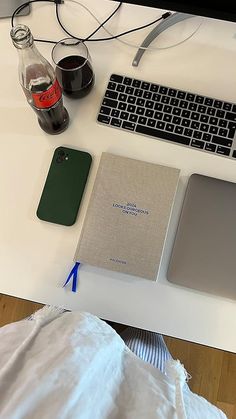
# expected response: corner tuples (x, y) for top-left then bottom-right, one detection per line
(0, 0), (30, 18)
(167, 173), (236, 300)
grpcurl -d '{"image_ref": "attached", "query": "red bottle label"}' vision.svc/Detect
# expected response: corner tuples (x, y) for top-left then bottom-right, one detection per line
(32, 79), (62, 109)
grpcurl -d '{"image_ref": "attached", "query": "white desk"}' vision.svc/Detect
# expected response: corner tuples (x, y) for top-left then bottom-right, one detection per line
(1, 0), (236, 352)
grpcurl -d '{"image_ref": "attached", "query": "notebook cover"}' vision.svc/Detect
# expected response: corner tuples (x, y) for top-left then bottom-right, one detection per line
(74, 153), (180, 280)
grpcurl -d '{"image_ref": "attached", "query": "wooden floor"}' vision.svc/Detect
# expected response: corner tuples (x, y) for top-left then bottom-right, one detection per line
(0, 293), (235, 418)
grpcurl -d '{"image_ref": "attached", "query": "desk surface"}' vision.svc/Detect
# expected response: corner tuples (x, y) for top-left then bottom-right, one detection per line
(1, 0), (236, 352)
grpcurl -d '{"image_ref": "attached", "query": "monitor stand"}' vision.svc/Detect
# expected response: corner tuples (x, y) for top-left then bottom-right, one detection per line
(132, 13), (195, 67)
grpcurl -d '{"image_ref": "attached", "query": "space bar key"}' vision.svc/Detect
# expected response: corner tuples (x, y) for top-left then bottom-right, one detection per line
(136, 125), (191, 146)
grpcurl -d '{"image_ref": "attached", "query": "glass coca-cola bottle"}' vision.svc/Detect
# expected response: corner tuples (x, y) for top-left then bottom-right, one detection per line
(10, 24), (69, 135)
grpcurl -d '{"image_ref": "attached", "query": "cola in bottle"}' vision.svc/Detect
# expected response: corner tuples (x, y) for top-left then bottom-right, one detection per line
(10, 24), (69, 135)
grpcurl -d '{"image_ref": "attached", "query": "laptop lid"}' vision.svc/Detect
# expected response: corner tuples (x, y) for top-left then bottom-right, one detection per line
(167, 173), (236, 300)
(0, 0), (30, 18)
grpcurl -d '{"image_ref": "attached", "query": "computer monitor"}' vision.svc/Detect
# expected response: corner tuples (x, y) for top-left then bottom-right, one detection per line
(119, 1), (236, 23)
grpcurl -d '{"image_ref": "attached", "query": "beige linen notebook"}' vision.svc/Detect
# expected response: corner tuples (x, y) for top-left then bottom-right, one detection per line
(74, 153), (180, 280)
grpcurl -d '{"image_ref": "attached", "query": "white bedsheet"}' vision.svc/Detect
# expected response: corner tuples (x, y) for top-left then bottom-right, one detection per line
(0, 307), (226, 419)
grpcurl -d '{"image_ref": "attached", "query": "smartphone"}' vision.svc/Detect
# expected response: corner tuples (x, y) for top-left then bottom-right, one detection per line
(37, 147), (92, 226)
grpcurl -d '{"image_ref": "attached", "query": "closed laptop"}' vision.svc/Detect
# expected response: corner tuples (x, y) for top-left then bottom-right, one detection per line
(167, 173), (236, 300)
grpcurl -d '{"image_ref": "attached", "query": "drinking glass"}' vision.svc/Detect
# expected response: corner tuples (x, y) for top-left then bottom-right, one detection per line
(52, 38), (95, 99)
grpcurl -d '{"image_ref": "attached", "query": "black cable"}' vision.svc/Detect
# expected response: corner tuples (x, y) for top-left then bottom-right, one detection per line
(55, 2), (123, 43)
(85, 12), (171, 42)
(84, 2), (122, 41)
(11, 0), (171, 46)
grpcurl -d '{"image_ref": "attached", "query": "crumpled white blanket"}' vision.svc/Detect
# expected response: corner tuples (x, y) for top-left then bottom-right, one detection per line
(0, 307), (226, 419)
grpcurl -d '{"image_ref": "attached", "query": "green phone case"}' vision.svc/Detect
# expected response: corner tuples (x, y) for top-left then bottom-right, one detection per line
(37, 147), (92, 226)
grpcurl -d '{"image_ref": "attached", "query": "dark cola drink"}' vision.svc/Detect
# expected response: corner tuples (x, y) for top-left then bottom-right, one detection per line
(56, 55), (95, 99)
(30, 81), (69, 135)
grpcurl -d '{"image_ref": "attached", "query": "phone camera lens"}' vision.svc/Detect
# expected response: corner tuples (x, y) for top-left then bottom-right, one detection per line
(58, 150), (65, 157)
(56, 157), (63, 163)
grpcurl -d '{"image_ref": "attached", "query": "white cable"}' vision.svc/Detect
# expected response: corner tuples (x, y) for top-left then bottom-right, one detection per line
(66, 0), (203, 51)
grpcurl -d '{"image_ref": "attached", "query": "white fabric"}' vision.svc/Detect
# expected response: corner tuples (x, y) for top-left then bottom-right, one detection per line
(0, 307), (226, 419)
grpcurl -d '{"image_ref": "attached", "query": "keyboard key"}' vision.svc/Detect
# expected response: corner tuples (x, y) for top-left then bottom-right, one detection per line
(163, 114), (172, 122)
(209, 126), (218, 135)
(193, 130), (202, 139)
(156, 121), (165, 129)
(120, 111), (129, 120)
(122, 120), (135, 130)
(168, 88), (177, 96)
(129, 114), (138, 122)
(170, 98), (179, 106)
(161, 96), (170, 104)
(111, 118), (122, 127)
(159, 86), (168, 94)
(132, 79), (141, 87)
(118, 102), (127, 110)
(181, 110), (191, 118)
(163, 105), (172, 113)
(212, 136), (232, 148)
(147, 118), (156, 127)
(127, 96), (136, 104)
(152, 93), (161, 102)
(141, 81), (150, 90)
(177, 91), (186, 99)
(134, 88), (143, 97)
(216, 109), (225, 118)
(136, 98), (145, 106)
(175, 126), (184, 135)
(145, 109), (154, 118)
(173, 108), (181, 116)
(116, 84), (125, 92)
(150, 84), (159, 92)
(102, 98), (118, 108)
(195, 95), (204, 104)
(188, 103), (198, 111)
(205, 142), (216, 152)
(204, 98), (213, 106)
(146, 100), (155, 109)
(226, 111), (236, 121)
(98, 114), (110, 124)
(191, 121), (200, 130)
(200, 114), (209, 123)
(99, 106), (111, 115)
(143, 91), (152, 99)
(127, 104), (136, 113)
(182, 119), (191, 127)
(209, 117), (218, 125)
(155, 103), (163, 111)
(186, 93), (195, 101)
(184, 128), (193, 137)
(198, 105), (207, 113)
(223, 102), (232, 111)
(218, 128), (228, 137)
(124, 77), (132, 85)
(191, 139), (204, 149)
(232, 150), (236, 158)
(108, 81), (116, 90)
(214, 100), (223, 108)
(166, 123), (174, 132)
(138, 116), (147, 125)
(218, 119), (227, 128)
(207, 107), (216, 116)
(125, 86), (134, 95)
(191, 112), (200, 120)
(118, 93), (127, 102)
(180, 100), (188, 109)
(154, 111), (163, 120)
(200, 123), (209, 132)
(216, 146), (230, 156)
(137, 107), (145, 115)
(111, 109), (120, 117)
(110, 74), (123, 83)
(173, 116), (181, 125)
(105, 90), (118, 99)
(136, 124), (190, 145)
(202, 133), (212, 142)
(228, 122), (236, 138)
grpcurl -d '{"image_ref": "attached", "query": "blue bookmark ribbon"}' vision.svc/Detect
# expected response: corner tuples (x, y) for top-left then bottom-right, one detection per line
(63, 262), (80, 292)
